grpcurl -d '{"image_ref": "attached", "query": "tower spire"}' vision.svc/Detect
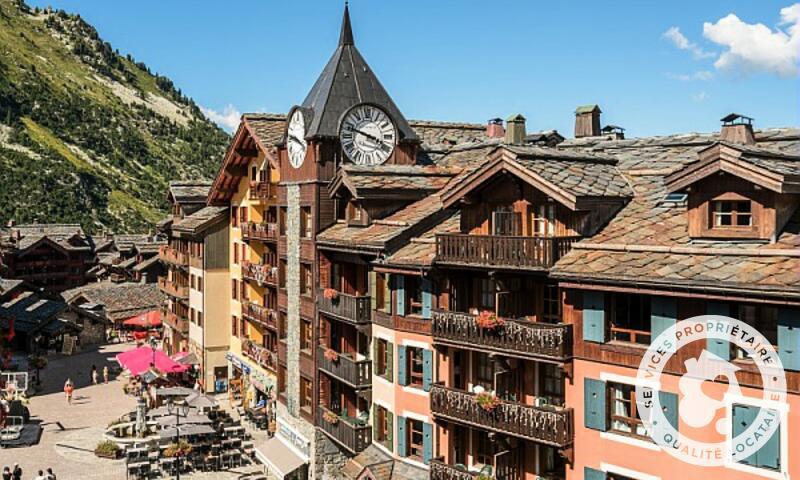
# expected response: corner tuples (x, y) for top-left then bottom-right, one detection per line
(339, 2), (354, 46)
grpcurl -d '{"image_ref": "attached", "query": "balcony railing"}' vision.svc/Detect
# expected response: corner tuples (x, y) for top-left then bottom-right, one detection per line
(317, 288), (371, 325)
(429, 459), (479, 480)
(316, 406), (371, 454)
(435, 234), (581, 269)
(242, 338), (277, 372)
(158, 277), (189, 300)
(163, 310), (189, 334)
(241, 222), (278, 242)
(159, 245), (189, 266)
(241, 261), (278, 286)
(242, 301), (278, 331)
(430, 384), (573, 447)
(431, 310), (571, 361)
(317, 345), (371, 389)
(249, 181), (276, 201)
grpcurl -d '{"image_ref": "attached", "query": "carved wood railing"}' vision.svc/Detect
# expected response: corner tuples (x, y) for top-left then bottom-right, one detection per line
(159, 245), (188, 266)
(242, 301), (278, 331)
(429, 384), (573, 447)
(163, 310), (189, 334)
(317, 345), (371, 388)
(316, 405), (371, 454)
(429, 459), (479, 480)
(249, 181), (276, 201)
(373, 310), (432, 335)
(158, 276), (189, 299)
(241, 261), (278, 286)
(317, 289), (371, 325)
(435, 234), (581, 269)
(241, 338), (277, 372)
(241, 222), (278, 242)
(431, 310), (571, 360)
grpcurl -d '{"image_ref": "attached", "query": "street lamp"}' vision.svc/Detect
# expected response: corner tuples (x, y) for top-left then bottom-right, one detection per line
(166, 398), (190, 479)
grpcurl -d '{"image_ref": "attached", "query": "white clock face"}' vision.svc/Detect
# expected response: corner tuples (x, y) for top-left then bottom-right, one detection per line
(339, 105), (396, 166)
(287, 110), (307, 169)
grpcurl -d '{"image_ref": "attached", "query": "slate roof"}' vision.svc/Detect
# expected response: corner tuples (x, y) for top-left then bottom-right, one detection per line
(243, 113), (286, 149)
(332, 164), (456, 200)
(0, 290), (68, 334)
(4, 224), (92, 252)
(172, 206), (228, 234)
(132, 254), (161, 272)
(0, 278), (24, 297)
(168, 181), (212, 207)
(409, 120), (490, 151)
(342, 444), (426, 480)
(383, 213), (460, 269)
(62, 282), (164, 322)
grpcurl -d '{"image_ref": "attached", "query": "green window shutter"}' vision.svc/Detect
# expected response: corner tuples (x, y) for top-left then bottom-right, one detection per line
(395, 275), (405, 316)
(422, 421), (433, 464)
(582, 291), (606, 343)
(777, 308), (800, 371)
(372, 403), (378, 442)
(369, 271), (377, 312)
(396, 416), (407, 457)
(651, 296), (677, 351)
(373, 339), (379, 375)
(584, 378), (607, 431)
(422, 349), (433, 392)
(584, 467), (606, 480)
(397, 346), (408, 386)
(659, 391), (679, 432)
(386, 342), (394, 382)
(706, 302), (731, 360)
(387, 410), (394, 448)
(732, 404), (758, 466)
(756, 412), (780, 470)
(421, 278), (433, 319)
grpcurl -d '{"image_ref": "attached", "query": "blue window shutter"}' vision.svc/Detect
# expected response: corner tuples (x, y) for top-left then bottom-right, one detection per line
(397, 346), (408, 386)
(422, 349), (433, 392)
(582, 291), (606, 343)
(651, 296), (677, 351)
(396, 416), (407, 457)
(584, 467), (607, 480)
(422, 421), (433, 464)
(396, 276), (405, 316)
(756, 411), (780, 470)
(584, 378), (607, 431)
(777, 308), (800, 371)
(421, 278), (433, 319)
(732, 404), (757, 466)
(659, 391), (679, 432)
(706, 301), (730, 360)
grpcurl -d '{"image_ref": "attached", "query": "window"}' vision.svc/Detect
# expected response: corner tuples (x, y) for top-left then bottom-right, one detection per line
(300, 377), (313, 413)
(735, 305), (778, 360)
(301, 207), (312, 238)
(407, 418), (424, 460)
(542, 284), (560, 323)
(231, 206), (239, 228)
(279, 260), (287, 289)
(610, 293), (651, 345)
(231, 315), (238, 336)
(279, 207), (287, 235)
(531, 204), (555, 237)
(375, 273), (389, 313)
(540, 363), (564, 406)
(732, 403), (781, 471)
(190, 274), (195, 290)
(240, 206), (248, 224)
(475, 430), (493, 468)
(197, 311), (203, 328)
(479, 278), (495, 310)
(250, 165), (257, 182)
(491, 207), (521, 235)
(406, 347), (424, 388)
(278, 366), (287, 396)
(189, 308), (195, 324)
(473, 352), (493, 391)
(375, 405), (392, 448)
(231, 279), (238, 301)
(712, 200), (752, 228)
(279, 312), (287, 340)
(197, 276), (203, 292)
(406, 276), (423, 316)
(300, 319), (312, 352)
(240, 281), (247, 302)
(607, 381), (648, 439)
(300, 264), (312, 296)
(376, 338), (390, 379)
(233, 243), (239, 264)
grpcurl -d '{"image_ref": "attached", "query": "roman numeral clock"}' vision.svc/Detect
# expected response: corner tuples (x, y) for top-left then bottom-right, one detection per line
(339, 104), (396, 166)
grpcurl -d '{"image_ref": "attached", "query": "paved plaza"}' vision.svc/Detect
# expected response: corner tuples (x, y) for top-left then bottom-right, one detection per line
(0, 343), (263, 479)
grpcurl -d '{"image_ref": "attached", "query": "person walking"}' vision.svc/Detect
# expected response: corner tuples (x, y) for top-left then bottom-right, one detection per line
(64, 378), (74, 405)
(46, 468), (56, 480)
(103, 365), (109, 384)
(11, 464), (21, 480)
(34, 470), (46, 480)
(91, 365), (98, 385)
(2, 466), (11, 480)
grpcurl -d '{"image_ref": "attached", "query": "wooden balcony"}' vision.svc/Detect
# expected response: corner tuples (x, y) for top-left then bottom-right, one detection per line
(188, 254), (203, 269)
(431, 310), (571, 361)
(430, 384), (573, 447)
(373, 311), (431, 335)
(429, 459), (478, 480)
(435, 234), (580, 270)
(316, 406), (371, 454)
(242, 338), (277, 373)
(163, 310), (189, 334)
(159, 245), (188, 267)
(317, 289), (371, 325)
(317, 345), (371, 389)
(249, 181), (276, 201)
(241, 261), (278, 287)
(242, 301), (278, 331)
(241, 222), (278, 242)
(158, 277), (189, 300)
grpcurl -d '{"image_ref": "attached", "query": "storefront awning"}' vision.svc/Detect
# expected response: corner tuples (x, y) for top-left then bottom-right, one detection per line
(256, 437), (307, 479)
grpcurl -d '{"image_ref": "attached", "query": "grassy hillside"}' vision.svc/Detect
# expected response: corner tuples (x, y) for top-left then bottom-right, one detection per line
(0, 0), (229, 232)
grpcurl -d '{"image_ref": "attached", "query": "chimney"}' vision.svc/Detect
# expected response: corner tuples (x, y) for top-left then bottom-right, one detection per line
(601, 125), (625, 140)
(720, 113), (755, 145)
(505, 114), (526, 145)
(574, 104), (601, 138)
(486, 118), (505, 138)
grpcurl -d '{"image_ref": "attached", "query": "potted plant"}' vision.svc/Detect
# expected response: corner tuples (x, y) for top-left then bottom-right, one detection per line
(323, 348), (339, 362)
(323, 288), (339, 300)
(322, 410), (339, 425)
(476, 310), (504, 330)
(94, 440), (122, 459)
(164, 440), (192, 458)
(475, 391), (502, 412)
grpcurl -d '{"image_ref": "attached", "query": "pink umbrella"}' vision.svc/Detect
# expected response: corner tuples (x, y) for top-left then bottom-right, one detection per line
(115, 345), (189, 377)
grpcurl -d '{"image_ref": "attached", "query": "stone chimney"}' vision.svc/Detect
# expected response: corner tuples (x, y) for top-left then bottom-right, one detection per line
(720, 113), (755, 145)
(574, 104), (601, 138)
(505, 114), (526, 145)
(486, 118), (505, 138)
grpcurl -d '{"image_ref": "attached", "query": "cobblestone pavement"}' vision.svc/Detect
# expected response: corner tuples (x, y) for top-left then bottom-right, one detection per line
(0, 342), (261, 479)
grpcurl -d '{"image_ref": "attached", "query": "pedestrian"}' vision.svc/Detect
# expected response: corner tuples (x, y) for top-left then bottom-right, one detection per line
(34, 469), (46, 480)
(91, 364), (98, 385)
(2, 466), (11, 480)
(11, 464), (21, 480)
(46, 468), (56, 480)
(64, 378), (74, 405)
(103, 365), (109, 384)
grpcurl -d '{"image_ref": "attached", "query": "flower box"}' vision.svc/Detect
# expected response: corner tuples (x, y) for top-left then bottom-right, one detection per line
(476, 310), (504, 330)
(322, 410), (339, 425)
(475, 391), (502, 412)
(323, 288), (339, 300)
(323, 348), (339, 362)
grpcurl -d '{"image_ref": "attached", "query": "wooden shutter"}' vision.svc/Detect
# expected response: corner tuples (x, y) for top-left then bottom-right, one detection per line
(372, 339), (379, 376)
(383, 274), (392, 314)
(659, 391), (679, 432)
(387, 410), (394, 447)
(422, 349), (433, 392)
(397, 346), (408, 386)
(421, 277), (433, 319)
(582, 291), (606, 343)
(651, 296), (677, 352)
(372, 403), (378, 442)
(395, 276), (405, 316)
(396, 416), (407, 457)
(777, 308), (800, 371)
(386, 342), (394, 383)
(706, 302), (731, 360)
(422, 421), (433, 464)
(369, 271), (377, 312)
(584, 378), (607, 431)
(584, 467), (607, 480)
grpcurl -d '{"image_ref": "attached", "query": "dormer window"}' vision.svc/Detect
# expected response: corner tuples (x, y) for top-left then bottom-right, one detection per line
(712, 199), (752, 228)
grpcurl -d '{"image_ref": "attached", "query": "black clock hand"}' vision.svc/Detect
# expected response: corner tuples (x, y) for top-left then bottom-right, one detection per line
(353, 128), (381, 144)
(288, 135), (304, 145)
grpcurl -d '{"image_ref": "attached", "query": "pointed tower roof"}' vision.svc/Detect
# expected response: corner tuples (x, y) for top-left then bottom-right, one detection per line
(300, 5), (418, 142)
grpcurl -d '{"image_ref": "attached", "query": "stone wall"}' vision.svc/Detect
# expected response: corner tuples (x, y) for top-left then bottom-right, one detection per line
(286, 184), (301, 416)
(314, 430), (350, 480)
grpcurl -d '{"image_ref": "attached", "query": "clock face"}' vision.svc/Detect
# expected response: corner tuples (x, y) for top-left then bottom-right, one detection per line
(339, 105), (396, 166)
(287, 109), (307, 169)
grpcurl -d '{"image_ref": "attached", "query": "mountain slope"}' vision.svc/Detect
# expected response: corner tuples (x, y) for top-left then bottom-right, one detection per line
(0, 0), (230, 232)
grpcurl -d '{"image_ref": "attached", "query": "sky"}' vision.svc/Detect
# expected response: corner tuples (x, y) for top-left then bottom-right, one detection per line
(27, 0), (800, 137)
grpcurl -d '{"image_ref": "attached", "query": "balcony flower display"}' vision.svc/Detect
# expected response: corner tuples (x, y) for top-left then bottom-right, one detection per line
(476, 310), (504, 330)
(322, 409), (339, 425)
(164, 440), (192, 458)
(323, 347), (339, 362)
(475, 391), (502, 412)
(323, 288), (339, 300)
